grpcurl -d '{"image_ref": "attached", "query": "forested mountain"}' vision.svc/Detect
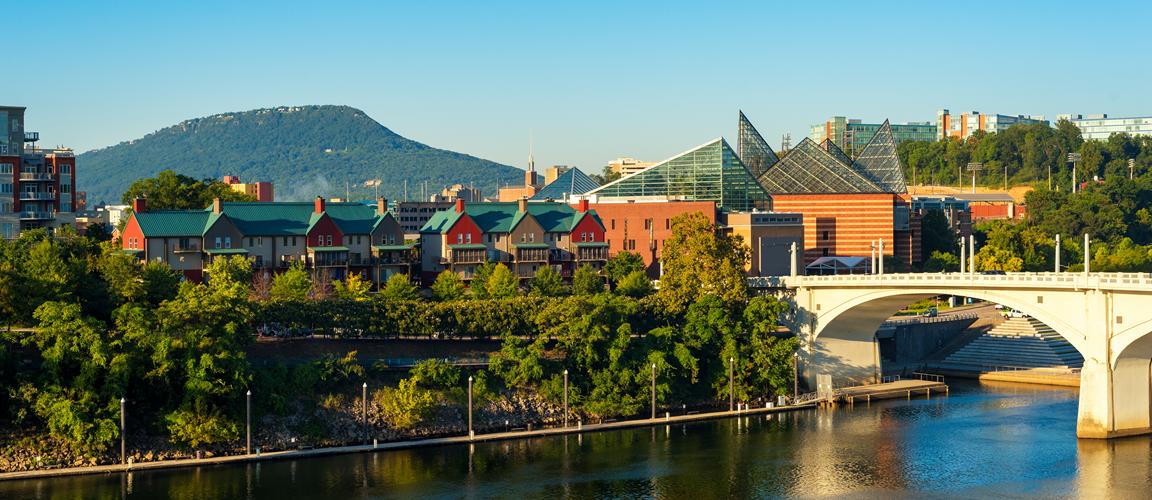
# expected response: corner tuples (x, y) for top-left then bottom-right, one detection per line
(77, 106), (522, 205)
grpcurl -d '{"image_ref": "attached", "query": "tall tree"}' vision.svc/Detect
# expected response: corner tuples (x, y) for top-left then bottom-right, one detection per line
(486, 263), (520, 299)
(121, 170), (255, 210)
(529, 266), (566, 297)
(658, 212), (749, 315)
(431, 270), (466, 301)
(571, 264), (603, 296)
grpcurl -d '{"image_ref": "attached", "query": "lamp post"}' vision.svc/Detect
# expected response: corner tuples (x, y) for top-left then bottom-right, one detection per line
(361, 382), (368, 445)
(1068, 153), (1082, 193)
(246, 390), (252, 455)
(120, 398), (126, 465)
(467, 376), (474, 437)
(1130, 158), (1136, 180)
(1055, 234), (1061, 272)
(562, 369), (569, 428)
(966, 162), (984, 194)
(728, 357), (735, 412)
(650, 363), (657, 420)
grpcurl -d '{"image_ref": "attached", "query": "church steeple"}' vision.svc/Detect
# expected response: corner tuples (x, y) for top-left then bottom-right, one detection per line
(525, 136), (539, 187)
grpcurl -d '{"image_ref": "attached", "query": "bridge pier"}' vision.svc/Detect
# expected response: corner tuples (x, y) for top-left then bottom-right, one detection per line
(1077, 356), (1152, 439)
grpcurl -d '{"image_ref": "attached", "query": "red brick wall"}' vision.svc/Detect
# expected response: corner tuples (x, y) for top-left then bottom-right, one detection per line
(570, 213), (605, 242)
(306, 214), (344, 246)
(445, 214), (481, 246)
(121, 215), (145, 251)
(771, 193), (897, 264)
(581, 201), (716, 269)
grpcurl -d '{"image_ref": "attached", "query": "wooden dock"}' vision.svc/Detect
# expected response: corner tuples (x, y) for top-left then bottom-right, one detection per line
(836, 378), (948, 404)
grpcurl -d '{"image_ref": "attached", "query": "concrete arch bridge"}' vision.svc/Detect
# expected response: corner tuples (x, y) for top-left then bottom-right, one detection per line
(749, 272), (1152, 439)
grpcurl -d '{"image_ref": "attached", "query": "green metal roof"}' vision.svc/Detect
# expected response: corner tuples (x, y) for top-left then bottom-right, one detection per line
(372, 244), (411, 251)
(573, 242), (609, 247)
(309, 245), (349, 252)
(512, 243), (550, 249)
(448, 244), (487, 250)
(213, 202), (384, 236)
(419, 202), (603, 235)
(204, 248), (249, 255)
(134, 211), (212, 237)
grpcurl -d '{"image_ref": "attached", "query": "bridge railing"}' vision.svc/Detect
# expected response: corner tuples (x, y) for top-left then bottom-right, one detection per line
(750, 272), (1152, 292)
(880, 312), (978, 328)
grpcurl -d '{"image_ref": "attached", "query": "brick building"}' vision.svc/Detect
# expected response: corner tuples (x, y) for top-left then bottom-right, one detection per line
(0, 105), (77, 239)
(419, 199), (607, 284)
(121, 197), (411, 284)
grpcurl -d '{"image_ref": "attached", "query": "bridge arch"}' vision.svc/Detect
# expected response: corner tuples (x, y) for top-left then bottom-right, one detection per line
(776, 274), (1152, 439)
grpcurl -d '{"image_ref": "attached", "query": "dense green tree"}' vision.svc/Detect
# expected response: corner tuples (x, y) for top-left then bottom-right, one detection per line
(604, 251), (646, 287)
(529, 266), (566, 297)
(571, 264), (603, 296)
(333, 273), (372, 301)
(469, 262), (495, 299)
(270, 262), (311, 301)
(431, 270), (466, 301)
(920, 209), (957, 258)
(659, 212), (748, 315)
(380, 273), (420, 301)
(614, 270), (653, 298)
(121, 170), (255, 210)
(486, 263), (520, 299)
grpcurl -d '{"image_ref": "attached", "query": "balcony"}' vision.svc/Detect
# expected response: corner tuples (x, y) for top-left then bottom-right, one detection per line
(18, 190), (54, 200)
(172, 244), (201, 253)
(19, 172), (53, 181)
(19, 211), (53, 220)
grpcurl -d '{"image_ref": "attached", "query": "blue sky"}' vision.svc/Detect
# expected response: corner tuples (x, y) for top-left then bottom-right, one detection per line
(9, 0), (1152, 175)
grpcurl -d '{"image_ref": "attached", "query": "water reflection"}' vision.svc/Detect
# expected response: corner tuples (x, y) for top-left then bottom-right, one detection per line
(3, 381), (1151, 499)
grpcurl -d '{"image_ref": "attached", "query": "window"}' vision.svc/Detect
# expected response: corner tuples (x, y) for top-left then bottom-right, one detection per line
(180, 238), (190, 249)
(60, 164), (71, 174)
(326, 235), (333, 246)
(215, 237), (222, 249)
(611, 219), (616, 230)
(257, 237), (263, 246)
(644, 219), (652, 230)
(665, 219), (670, 230)
(822, 231), (829, 241)
(457, 234), (464, 244)
(520, 233), (526, 243)
(283, 236), (289, 246)
(0, 163), (11, 174)
(466, 233), (472, 244)
(0, 184), (10, 194)
(293, 237), (297, 246)
(224, 237), (232, 249)
(529, 233), (534, 242)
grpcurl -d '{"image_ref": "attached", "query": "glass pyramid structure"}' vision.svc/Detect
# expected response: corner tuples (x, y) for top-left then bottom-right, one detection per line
(820, 138), (853, 167)
(757, 137), (886, 194)
(588, 138), (771, 212)
(737, 111), (779, 178)
(849, 120), (907, 193)
(532, 167), (600, 200)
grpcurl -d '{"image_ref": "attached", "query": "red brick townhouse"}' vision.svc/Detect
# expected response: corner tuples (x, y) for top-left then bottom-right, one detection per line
(121, 197), (412, 285)
(418, 198), (607, 284)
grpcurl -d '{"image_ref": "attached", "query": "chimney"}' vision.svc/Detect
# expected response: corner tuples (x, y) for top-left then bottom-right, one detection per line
(132, 197), (146, 213)
(314, 196), (325, 214)
(376, 197), (387, 216)
(212, 197), (222, 214)
(455, 198), (465, 213)
(578, 198), (589, 213)
(518, 197), (528, 213)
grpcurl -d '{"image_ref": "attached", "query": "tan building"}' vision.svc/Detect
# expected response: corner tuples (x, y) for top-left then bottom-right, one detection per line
(606, 157), (656, 177)
(720, 211), (805, 276)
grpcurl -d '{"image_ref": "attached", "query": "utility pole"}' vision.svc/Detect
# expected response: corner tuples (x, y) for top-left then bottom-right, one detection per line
(728, 357), (734, 412)
(563, 370), (569, 428)
(467, 376), (474, 438)
(1055, 234), (1061, 272)
(361, 382), (368, 445)
(246, 390), (252, 455)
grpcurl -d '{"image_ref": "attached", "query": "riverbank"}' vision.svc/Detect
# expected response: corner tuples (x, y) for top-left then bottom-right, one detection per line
(929, 367), (1080, 387)
(0, 401), (815, 482)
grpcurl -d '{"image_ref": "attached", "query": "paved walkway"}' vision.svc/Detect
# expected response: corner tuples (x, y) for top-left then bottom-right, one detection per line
(0, 402), (815, 482)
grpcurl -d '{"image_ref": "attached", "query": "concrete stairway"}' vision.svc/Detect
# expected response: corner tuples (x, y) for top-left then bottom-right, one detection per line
(932, 317), (1083, 371)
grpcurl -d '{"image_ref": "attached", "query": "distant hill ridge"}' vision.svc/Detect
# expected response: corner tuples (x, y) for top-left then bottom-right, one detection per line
(78, 105), (522, 205)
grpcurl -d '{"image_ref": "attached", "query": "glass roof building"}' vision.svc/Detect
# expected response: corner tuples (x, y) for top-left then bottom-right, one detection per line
(586, 138), (771, 212)
(756, 120), (907, 195)
(737, 111), (779, 178)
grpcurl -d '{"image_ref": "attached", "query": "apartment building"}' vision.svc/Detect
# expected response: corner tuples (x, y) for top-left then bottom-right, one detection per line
(0, 105), (77, 238)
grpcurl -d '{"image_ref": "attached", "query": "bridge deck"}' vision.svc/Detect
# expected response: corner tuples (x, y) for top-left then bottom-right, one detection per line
(837, 380), (947, 403)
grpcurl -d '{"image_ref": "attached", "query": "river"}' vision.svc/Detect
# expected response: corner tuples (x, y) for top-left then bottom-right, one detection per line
(3, 380), (1150, 499)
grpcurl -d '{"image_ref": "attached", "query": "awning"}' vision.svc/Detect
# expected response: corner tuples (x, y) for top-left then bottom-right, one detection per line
(204, 248), (249, 255)
(372, 244), (412, 251)
(309, 246), (350, 252)
(448, 244), (487, 250)
(574, 242), (609, 248)
(512, 243), (550, 249)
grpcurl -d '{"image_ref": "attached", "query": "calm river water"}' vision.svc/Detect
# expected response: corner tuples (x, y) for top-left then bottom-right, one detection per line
(3, 380), (1151, 499)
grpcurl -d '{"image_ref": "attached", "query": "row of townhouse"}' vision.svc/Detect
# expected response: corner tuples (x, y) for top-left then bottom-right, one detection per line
(419, 198), (608, 284)
(120, 197), (414, 284)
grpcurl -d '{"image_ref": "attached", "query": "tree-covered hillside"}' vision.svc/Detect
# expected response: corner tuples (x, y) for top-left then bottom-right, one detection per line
(77, 105), (522, 205)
